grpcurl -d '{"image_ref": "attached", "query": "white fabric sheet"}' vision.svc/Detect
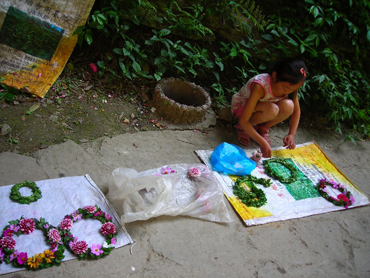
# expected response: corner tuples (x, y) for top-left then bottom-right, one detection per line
(0, 175), (132, 275)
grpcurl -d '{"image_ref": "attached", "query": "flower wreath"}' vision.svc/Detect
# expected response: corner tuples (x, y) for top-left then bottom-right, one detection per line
(0, 217), (65, 269)
(317, 179), (355, 209)
(9, 180), (42, 205)
(59, 205), (118, 260)
(263, 158), (298, 184)
(233, 175), (272, 208)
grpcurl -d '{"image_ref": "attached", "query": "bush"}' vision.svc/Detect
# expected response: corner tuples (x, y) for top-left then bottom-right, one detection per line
(74, 0), (370, 140)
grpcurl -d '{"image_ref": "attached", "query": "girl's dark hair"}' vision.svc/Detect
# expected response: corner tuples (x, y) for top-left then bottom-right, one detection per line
(270, 57), (308, 84)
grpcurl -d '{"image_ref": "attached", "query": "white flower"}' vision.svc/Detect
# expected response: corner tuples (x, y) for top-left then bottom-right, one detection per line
(103, 241), (115, 249)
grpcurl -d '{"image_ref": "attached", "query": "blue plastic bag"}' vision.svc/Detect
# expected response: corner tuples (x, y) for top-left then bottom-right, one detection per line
(210, 142), (256, 175)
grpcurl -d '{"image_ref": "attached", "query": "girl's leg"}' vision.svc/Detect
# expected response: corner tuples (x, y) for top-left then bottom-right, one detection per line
(263, 99), (294, 129)
(249, 99), (294, 144)
(249, 102), (280, 126)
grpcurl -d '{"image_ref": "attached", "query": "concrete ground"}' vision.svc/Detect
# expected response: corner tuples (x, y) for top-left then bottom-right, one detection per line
(0, 122), (369, 278)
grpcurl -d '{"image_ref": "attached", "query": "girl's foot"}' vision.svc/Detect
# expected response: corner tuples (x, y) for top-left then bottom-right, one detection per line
(256, 125), (271, 145)
(235, 124), (251, 146)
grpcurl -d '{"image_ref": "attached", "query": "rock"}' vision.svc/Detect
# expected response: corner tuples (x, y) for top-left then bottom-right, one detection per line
(217, 106), (233, 122)
(49, 115), (59, 123)
(1, 124), (12, 135)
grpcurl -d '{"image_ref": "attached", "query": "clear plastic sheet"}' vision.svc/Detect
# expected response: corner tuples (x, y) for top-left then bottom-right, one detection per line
(106, 164), (232, 223)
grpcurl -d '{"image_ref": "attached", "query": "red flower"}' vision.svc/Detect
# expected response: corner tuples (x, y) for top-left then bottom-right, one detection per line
(71, 240), (88, 254)
(101, 222), (116, 235)
(59, 218), (73, 230)
(88, 63), (98, 73)
(19, 218), (35, 234)
(0, 236), (16, 249)
(319, 182), (326, 189)
(337, 193), (349, 203)
(83, 205), (97, 213)
(48, 228), (61, 242)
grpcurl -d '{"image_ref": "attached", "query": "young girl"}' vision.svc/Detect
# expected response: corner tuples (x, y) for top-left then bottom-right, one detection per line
(231, 58), (307, 158)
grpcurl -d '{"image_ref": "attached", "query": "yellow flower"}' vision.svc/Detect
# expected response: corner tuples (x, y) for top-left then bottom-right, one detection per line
(43, 249), (55, 263)
(27, 254), (43, 269)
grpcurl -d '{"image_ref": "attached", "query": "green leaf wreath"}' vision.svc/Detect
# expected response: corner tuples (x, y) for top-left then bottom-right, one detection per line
(263, 158), (299, 184)
(233, 175), (272, 208)
(9, 180), (42, 205)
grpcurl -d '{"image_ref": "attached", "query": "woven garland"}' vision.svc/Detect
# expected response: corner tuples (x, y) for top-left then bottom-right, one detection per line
(0, 217), (65, 269)
(317, 179), (354, 209)
(59, 205), (117, 260)
(9, 180), (42, 205)
(263, 158), (298, 183)
(233, 175), (271, 207)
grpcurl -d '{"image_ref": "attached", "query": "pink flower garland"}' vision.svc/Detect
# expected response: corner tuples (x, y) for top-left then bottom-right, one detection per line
(0, 217), (65, 269)
(317, 179), (355, 209)
(59, 205), (118, 260)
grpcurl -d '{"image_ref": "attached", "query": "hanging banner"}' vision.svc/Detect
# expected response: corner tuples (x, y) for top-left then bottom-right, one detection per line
(0, 0), (95, 98)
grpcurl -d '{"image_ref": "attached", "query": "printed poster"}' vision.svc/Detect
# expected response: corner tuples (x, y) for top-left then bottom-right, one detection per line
(196, 142), (369, 226)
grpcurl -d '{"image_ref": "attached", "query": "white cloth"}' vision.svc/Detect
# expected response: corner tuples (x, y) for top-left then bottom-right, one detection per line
(0, 175), (132, 275)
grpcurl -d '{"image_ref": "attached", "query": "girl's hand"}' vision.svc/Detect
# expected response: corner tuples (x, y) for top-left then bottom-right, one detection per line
(260, 141), (272, 158)
(283, 134), (296, 149)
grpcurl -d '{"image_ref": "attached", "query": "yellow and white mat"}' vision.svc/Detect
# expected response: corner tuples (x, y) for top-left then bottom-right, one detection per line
(196, 142), (369, 226)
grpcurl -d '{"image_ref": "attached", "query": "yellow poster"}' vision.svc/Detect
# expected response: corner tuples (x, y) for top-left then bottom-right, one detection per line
(0, 0), (95, 97)
(196, 142), (369, 226)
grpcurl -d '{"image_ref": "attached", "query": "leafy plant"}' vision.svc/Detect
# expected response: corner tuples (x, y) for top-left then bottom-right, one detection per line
(0, 78), (17, 102)
(261, 0), (370, 139)
(70, 0), (370, 139)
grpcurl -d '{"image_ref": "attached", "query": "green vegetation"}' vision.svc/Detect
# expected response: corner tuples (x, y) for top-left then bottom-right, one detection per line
(73, 0), (369, 140)
(1, 0), (368, 141)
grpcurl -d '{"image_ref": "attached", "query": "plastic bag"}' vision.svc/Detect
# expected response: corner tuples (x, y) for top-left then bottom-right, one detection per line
(106, 164), (232, 223)
(210, 142), (256, 175)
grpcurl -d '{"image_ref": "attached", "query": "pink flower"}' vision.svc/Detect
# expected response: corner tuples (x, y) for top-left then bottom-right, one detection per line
(3, 229), (14, 237)
(0, 236), (16, 249)
(83, 205), (97, 213)
(161, 167), (175, 175)
(10, 224), (19, 233)
(50, 242), (58, 252)
(89, 63), (98, 73)
(0, 248), (4, 262)
(251, 149), (262, 162)
(101, 222), (116, 235)
(94, 210), (102, 217)
(17, 252), (28, 265)
(105, 213), (112, 220)
(350, 195), (355, 205)
(72, 210), (82, 221)
(70, 240), (88, 255)
(59, 218), (73, 230)
(9, 250), (18, 261)
(111, 237), (116, 245)
(48, 228), (61, 242)
(188, 167), (202, 178)
(91, 243), (103, 256)
(19, 218), (35, 234)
